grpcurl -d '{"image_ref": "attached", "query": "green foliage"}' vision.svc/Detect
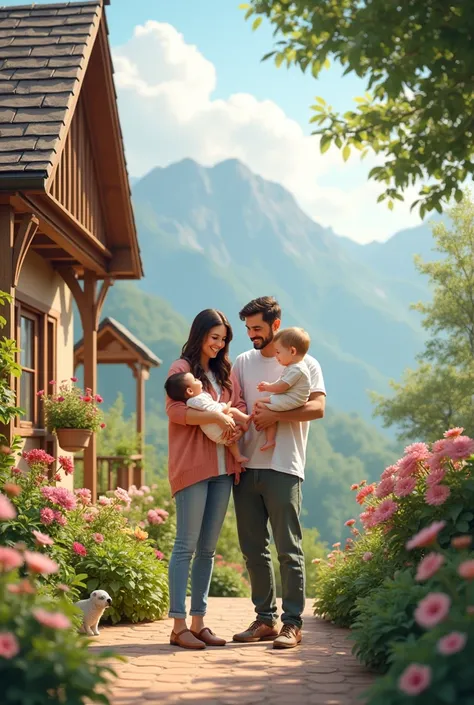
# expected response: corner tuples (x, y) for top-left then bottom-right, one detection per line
(313, 530), (402, 627)
(365, 546), (474, 705)
(373, 195), (474, 441)
(40, 381), (104, 432)
(96, 394), (140, 458)
(0, 291), (22, 427)
(352, 569), (430, 672)
(243, 1), (474, 215)
(209, 561), (250, 598)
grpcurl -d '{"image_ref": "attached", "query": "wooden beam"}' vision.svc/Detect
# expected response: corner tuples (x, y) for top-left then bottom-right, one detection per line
(0, 206), (15, 445)
(12, 213), (39, 288)
(132, 363), (149, 488)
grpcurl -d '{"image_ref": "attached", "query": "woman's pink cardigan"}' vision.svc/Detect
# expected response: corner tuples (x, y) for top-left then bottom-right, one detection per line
(165, 358), (247, 496)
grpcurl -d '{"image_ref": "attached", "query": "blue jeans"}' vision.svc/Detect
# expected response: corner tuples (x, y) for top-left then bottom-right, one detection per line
(168, 474), (232, 619)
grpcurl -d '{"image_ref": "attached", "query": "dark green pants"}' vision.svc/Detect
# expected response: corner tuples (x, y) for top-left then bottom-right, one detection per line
(233, 468), (305, 628)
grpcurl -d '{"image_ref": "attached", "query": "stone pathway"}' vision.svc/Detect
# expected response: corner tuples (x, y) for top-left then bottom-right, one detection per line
(93, 598), (374, 705)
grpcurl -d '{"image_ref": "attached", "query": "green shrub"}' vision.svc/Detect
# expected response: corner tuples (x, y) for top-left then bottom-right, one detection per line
(209, 562), (250, 597)
(352, 569), (430, 671)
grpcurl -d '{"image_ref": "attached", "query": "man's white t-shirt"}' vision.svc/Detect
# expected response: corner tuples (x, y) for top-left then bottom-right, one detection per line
(233, 350), (326, 480)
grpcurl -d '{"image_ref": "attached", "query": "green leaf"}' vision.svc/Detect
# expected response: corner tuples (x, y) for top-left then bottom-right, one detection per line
(342, 144), (351, 162)
(252, 17), (262, 31)
(320, 134), (332, 154)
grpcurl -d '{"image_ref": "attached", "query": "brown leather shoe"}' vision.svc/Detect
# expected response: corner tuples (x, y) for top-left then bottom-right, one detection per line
(273, 623), (302, 649)
(233, 619), (278, 643)
(191, 627), (226, 646)
(170, 628), (206, 649)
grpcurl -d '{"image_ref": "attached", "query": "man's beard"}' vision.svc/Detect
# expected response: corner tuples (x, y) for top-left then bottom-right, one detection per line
(251, 331), (274, 350)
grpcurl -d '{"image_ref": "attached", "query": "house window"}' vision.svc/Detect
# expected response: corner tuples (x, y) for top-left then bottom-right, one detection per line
(18, 311), (39, 425)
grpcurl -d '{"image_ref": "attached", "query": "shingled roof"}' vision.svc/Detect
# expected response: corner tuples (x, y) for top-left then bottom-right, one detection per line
(0, 1), (106, 180)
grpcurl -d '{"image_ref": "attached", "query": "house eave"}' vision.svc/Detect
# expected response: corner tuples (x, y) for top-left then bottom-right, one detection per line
(0, 173), (47, 193)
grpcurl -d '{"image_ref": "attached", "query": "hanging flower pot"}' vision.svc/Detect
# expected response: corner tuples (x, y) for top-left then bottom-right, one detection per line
(56, 428), (93, 453)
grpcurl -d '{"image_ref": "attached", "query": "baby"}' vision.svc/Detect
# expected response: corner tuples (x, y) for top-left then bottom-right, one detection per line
(255, 327), (311, 451)
(165, 371), (250, 465)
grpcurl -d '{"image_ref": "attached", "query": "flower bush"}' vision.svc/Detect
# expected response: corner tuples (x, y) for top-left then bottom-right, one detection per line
(39, 379), (105, 432)
(364, 526), (474, 705)
(0, 490), (117, 705)
(209, 559), (250, 598)
(122, 480), (176, 559)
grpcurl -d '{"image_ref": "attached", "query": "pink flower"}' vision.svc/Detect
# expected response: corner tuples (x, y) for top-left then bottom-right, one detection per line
(375, 476), (396, 499)
(458, 560), (474, 580)
(22, 449), (55, 466)
(70, 377), (78, 382)
(437, 631), (467, 655)
(57, 396), (65, 402)
(114, 487), (131, 504)
(74, 488), (91, 505)
(83, 512), (95, 522)
(398, 664), (431, 696)
(11, 467), (22, 476)
(360, 505), (377, 529)
(98, 495), (111, 506)
(350, 483), (359, 491)
(444, 427), (464, 438)
(59, 456), (74, 475)
(0, 632), (20, 659)
(3, 483), (21, 497)
(72, 542), (87, 557)
(154, 550), (164, 560)
(82, 395), (92, 403)
(312, 558), (321, 564)
(147, 509), (163, 525)
(0, 547), (24, 572)
(344, 519), (356, 527)
(426, 468), (446, 486)
(406, 521), (446, 550)
(380, 464), (398, 480)
(36, 390), (44, 397)
(396, 454), (419, 478)
(332, 542), (341, 548)
(362, 552), (373, 562)
(451, 535), (472, 550)
(373, 498), (398, 524)
(414, 592), (451, 629)
(445, 435), (474, 461)
(355, 483), (375, 505)
(24, 551), (58, 575)
(32, 530), (54, 547)
(40, 507), (55, 526)
(394, 476), (417, 497)
(40, 486), (76, 511)
(0, 493), (17, 520)
(49, 380), (56, 385)
(54, 511), (67, 527)
(32, 608), (71, 630)
(404, 442), (430, 460)
(92, 533), (104, 544)
(425, 484), (450, 506)
(7, 579), (35, 595)
(156, 508), (169, 519)
(415, 553), (445, 582)
(94, 394), (103, 403)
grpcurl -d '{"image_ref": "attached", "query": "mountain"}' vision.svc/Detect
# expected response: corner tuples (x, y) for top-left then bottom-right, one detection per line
(131, 158), (429, 423)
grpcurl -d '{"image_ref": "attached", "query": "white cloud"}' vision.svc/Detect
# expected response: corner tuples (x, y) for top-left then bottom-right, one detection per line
(113, 21), (423, 243)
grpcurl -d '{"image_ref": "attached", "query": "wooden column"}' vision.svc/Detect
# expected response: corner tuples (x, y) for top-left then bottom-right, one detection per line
(132, 363), (148, 487)
(0, 206), (15, 445)
(58, 267), (112, 502)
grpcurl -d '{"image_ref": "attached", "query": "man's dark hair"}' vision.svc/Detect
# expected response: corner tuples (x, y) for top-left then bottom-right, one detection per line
(164, 372), (190, 402)
(239, 296), (281, 325)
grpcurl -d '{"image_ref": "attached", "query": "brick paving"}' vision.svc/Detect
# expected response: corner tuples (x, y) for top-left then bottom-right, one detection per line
(92, 598), (374, 705)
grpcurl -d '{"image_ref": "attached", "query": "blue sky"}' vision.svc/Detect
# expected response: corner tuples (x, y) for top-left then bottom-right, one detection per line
(9, 0), (423, 242)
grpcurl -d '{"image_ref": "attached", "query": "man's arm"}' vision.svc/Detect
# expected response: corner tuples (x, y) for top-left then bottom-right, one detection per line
(253, 392), (326, 430)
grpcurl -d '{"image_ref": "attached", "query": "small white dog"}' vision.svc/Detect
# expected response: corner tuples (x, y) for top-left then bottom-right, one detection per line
(75, 590), (112, 636)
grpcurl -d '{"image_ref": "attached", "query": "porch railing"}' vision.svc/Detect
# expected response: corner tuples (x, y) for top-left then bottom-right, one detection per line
(73, 454), (143, 494)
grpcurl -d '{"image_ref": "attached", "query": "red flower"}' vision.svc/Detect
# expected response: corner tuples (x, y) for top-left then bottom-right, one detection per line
(49, 380), (56, 385)
(100, 423), (106, 429)
(72, 542), (87, 557)
(36, 390), (44, 397)
(57, 396), (65, 402)
(82, 396), (92, 403)
(70, 377), (78, 382)
(94, 394), (103, 403)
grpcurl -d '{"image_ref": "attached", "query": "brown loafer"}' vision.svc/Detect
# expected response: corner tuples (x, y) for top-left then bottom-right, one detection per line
(170, 628), (206, 649)
(191, 627), (226, 646)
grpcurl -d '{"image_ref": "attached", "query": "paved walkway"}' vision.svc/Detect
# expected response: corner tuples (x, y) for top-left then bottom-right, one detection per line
(94, 598), (374, 705)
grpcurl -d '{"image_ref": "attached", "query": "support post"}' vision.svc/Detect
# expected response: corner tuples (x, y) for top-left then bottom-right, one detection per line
(0, 206), (15, 445)
(132, 363), (148, 487)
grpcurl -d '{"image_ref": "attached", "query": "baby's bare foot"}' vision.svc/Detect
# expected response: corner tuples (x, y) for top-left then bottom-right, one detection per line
(260, 441), (276, 452)
(236, 455), (249, 465)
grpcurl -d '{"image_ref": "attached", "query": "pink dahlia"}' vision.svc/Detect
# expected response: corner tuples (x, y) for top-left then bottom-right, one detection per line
(0, 632), (20, 659)
(443, 427), (464, 438)
(380, 464), (398, 481)
(404, 442), (430, 460)
(344, 519), (356, 527)
(458, 560), (474, 580)
(375, 476), (396, 499)
(415, 553), (445, 582)
(362, 552), (373, 562)
(32, 530), (54, 547)
(414, 592), (451, 629)
(437, 631), (467, 655)
(98, 496), (111, 506)
(94, 394), (103, 403)
(425, 484), (450, 506)
(445, 435), (474, 461)
(39, 507), (55, 526)
(147, 509), (163, 525)
(394, 476), (417, 497)
(53, 487), (77, 511)
(350, 483), (359, 491)
(426, 468), (446, 486)
(360, 505), (377, 529)
(372, 498), (398, 524)
(114, 487), (131, 504)
(355, 483), (376, 505)
(451, 535), (472, 550)
(59, 456), (74, 476)
(24, 551), (58, 575)
(398, 664), (431, 696)
(154, 550), (164, 560)
(396, 454), (419, 478)
(406, 521), (446, 550)
(0, 493), (16, 520)
(72, 542), (87, 557)
(53, 511), (67, 527)
(0, 546), (24, 572)
(432, 438), (448, 455)
(7, 579), (35, 595)
(70, 376), (78, 382)
(22, 449), (55, 466)
(32, 608), (71, 630)
(92, 533), (104, 544)
(74, 488), (91, 505)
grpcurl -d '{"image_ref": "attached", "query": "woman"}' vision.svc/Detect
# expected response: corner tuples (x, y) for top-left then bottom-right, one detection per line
(165, 309), (247, 650)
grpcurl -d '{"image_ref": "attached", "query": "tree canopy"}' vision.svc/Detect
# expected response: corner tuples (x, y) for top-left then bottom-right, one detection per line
(373, 193), (474, 440)
(243, 1), (474, 216)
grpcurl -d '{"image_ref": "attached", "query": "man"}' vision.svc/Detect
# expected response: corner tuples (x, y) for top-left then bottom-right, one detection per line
(232, 296), (326, 649)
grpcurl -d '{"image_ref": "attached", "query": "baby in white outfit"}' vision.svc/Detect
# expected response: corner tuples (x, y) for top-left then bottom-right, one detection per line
(165, 371), (250, 465)
(255, 327), (312, 451)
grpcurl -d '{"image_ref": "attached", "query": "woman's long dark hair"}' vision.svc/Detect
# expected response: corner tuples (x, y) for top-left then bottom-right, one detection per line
(181, 309), (233, 392)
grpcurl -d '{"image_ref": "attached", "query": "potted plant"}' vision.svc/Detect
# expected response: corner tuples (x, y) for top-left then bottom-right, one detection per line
(38, 378), (106, 452)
